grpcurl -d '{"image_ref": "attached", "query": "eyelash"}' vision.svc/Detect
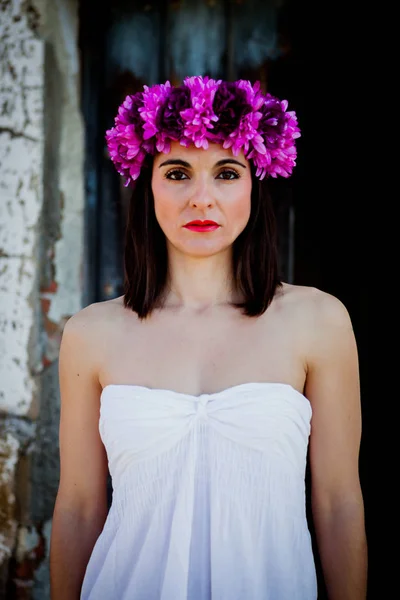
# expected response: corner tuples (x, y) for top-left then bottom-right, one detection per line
(165, 168), (240, 181)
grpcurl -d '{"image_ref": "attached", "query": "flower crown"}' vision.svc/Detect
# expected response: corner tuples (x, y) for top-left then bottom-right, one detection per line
(105, 75), (301, 187)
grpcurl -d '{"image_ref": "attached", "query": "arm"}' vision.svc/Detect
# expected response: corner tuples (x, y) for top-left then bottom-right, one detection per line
(305, 292), (368, 600)
(50, 309), (109, 600)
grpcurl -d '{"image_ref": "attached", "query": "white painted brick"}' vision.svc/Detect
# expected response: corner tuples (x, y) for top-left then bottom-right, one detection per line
(0, 136), (43, 256)
(0, 256), (36, 415)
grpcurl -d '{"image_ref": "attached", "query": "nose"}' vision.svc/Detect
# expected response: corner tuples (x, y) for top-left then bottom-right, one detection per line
(189, 179), (215, 209)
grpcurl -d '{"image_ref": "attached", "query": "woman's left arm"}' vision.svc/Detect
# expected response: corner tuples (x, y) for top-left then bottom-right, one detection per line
(305, 291), (368, 600)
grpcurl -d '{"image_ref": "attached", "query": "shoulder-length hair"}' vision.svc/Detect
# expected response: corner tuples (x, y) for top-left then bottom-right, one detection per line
(123, 155), (282, 319)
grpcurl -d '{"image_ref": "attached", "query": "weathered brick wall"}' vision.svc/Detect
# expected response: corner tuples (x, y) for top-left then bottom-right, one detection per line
(0, 0), (84, 597)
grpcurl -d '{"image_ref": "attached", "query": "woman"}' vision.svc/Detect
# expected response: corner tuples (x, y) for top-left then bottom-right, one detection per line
(50, 76), (367, 599)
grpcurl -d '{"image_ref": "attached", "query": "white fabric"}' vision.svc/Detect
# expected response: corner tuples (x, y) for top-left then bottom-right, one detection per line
(81, 382), (317, 600)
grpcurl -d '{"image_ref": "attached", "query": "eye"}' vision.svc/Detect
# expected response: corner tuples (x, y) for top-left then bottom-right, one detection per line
(217, 169), (240, 180)
(165, 169), (189, 181)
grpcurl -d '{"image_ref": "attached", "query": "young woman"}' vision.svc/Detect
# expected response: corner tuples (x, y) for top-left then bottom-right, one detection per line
(50, 76), (367, 599)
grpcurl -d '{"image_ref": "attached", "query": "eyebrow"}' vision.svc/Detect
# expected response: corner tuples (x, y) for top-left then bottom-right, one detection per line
(158, 158), (247, 169)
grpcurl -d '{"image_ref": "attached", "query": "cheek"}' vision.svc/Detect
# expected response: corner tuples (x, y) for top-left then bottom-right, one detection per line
(152, 180), (180, 227)
(229, 180), (252, 226)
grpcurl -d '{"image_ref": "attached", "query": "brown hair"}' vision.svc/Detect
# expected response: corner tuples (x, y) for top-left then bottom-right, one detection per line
(123, 156), (282, 319)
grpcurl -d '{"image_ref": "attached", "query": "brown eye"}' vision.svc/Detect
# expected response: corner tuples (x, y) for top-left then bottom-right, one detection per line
(217, 169), (240, 180)
(165, 169), (189, 181)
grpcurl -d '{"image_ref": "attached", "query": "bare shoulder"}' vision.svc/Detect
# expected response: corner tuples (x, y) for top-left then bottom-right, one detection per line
(63, 295), (127, 337)
(59, 295), (135, 389)
(272, 283), (359, 401)
(60, 295), (131, 362)
(276, 282), (353, 332)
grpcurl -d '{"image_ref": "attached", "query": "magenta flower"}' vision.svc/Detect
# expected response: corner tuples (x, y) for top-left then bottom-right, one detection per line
(180, 76), (221, 149)
(139, 82), (171, 142)
(105, 94), (148, 185)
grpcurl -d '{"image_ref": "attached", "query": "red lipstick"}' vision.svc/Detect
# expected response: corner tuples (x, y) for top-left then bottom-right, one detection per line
(183, 220), (220, 232)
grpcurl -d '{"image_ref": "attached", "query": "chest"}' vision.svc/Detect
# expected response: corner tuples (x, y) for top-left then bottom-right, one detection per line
(101, 308), (303, 394)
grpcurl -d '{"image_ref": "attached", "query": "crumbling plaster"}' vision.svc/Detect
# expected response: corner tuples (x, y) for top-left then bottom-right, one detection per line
(0, 432), (19, 564)
(0, 0), (84, 406)
(0, 0), (45, 416)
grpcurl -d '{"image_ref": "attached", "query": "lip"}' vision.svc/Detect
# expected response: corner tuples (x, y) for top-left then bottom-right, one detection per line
(183, 219), (220, 232)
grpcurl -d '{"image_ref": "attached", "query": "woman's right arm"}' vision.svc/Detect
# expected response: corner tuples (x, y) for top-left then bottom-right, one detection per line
(50, 309), (109, 600)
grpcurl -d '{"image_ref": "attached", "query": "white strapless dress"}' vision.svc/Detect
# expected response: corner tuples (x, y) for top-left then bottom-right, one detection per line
(80, 382), (317, 600)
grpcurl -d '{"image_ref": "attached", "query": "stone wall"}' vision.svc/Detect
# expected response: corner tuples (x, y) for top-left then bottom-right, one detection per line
(0, 0), (84, 597)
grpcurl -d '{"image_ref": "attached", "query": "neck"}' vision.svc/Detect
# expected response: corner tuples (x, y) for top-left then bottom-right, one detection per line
(164, 246), (240, 311)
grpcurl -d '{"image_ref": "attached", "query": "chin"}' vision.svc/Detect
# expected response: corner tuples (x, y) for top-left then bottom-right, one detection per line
(172, 238), (232, 257)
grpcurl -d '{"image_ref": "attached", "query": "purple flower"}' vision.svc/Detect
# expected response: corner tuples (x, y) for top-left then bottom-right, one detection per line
(105, 125), (145, 185)
(212, 82), (252, 136)
(105, 92), (149, 185)
(116, 92), (145, 132)
(258, 95), (287, 148)
(223, 107), (266, 158)
(256, 95), (301, 178)
(156, 86), (191, 140)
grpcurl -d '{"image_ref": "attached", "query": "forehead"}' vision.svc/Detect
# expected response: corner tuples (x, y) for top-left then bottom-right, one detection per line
(153, 141), (248, 167)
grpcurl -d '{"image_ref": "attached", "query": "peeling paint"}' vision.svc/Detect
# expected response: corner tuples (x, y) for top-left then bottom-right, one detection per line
(22, 0), (42, 34)
(0, 434), (19, 484)
(0, 256), (37, 415)
(0, 432), (19, 564)
(31, 519), (51, 599)
(15, 525), (40, 563)
(0, 136), (42, 256)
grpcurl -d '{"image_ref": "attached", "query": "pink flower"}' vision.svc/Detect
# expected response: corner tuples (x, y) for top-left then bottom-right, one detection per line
(139, 82), (172, 141)
(180, 76), (221, 149)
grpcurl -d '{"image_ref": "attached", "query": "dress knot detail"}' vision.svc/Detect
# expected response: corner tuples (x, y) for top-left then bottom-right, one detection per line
(196, 396), (209, 422)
